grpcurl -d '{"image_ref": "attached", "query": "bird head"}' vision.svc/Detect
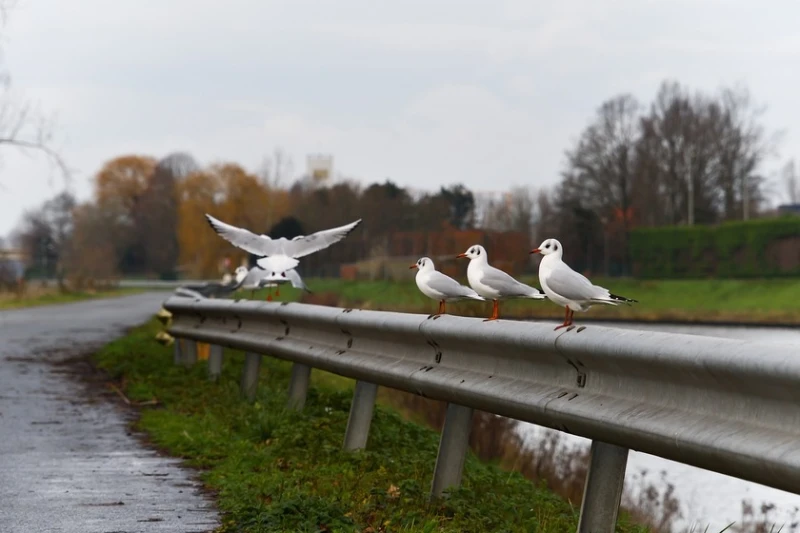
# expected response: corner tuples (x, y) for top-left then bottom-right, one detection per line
(233, 266), (249, 283)
(456, 245), (487, 261)
(531, 238), (563, 258)
(409, 257), (434, 271)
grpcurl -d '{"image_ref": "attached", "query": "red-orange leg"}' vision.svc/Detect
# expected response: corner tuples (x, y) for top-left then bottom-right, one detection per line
(484, 300), (500, 321)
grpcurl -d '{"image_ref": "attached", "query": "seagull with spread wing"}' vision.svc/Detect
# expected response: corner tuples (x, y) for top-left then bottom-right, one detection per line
(205, 214), (361, 300)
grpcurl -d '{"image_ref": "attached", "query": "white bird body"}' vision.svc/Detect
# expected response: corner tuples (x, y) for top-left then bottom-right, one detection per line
(411, 257), (483, 316)
(456, 245), (544, 320)
(240, 263), (310, 298)
(532, 238), (637, 329)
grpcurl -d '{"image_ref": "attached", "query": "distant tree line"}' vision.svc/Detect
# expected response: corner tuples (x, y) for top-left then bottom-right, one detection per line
(9, 79), (793, 283)
(538, 80), (784, 275)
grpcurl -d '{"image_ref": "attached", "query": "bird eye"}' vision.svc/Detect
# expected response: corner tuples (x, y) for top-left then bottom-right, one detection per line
(545, 244), (550, 249)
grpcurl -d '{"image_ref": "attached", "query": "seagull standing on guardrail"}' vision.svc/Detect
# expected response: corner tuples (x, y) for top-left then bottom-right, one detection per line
(176, 266), (249, 298)
(456, 245), (545, 321)
(410, 257), (484, 318)
(205, 214), (361, 300)
(531, 238), (638, 330)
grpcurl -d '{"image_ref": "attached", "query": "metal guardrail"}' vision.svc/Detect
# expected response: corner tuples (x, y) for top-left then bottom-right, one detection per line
(163, 295), (800, 533)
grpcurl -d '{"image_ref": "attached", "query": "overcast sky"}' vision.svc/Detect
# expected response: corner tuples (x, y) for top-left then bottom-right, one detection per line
(1, 0), (799, 236)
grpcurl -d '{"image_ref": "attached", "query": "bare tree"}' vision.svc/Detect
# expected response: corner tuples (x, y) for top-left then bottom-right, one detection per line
(0, 1), (68, 179)
(257, 147), (294, 189)
(562, 94), (641, 271)
(12, 191), (76, 283)
(713, 85), (781, 220)
(481, 186), (540, 241)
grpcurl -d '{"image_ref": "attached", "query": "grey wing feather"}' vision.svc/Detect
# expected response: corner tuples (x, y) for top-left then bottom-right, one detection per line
(481, 268), (542, 298)
(205, 214), (276, 256)
(427, 272), (482, 299)
(545, 265), (608, 302)
(286, 269), (311, 292)
(282, 219), (362, 258)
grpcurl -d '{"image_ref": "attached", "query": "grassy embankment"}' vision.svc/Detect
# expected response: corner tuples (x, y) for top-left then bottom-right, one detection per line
(236, 277), (800, 325)
(95, 319), (649, 533)
(0, 286), (142, 310)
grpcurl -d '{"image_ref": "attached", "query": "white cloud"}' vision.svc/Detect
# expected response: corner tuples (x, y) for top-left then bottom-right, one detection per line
(1, 0), (799, 235)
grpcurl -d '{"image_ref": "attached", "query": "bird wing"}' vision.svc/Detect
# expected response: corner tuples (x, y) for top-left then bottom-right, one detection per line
(285, 269), (311, 292)
(480, 267), (543, 298)
(241, 267), (265, 288)
(426, 271), (483, 300)
(544, 263), (608, 302)
(205, 214), (279, 256)
(280, 219), (362, 259)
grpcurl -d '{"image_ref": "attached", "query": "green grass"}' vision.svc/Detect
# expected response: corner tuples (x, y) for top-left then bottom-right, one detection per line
(96, 319), (648, 533)
(0, 287), (143, 310)
(236, 277), (800, 325)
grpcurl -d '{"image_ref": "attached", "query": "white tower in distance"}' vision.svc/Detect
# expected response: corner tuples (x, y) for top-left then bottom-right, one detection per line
(306, 154), (333, 187)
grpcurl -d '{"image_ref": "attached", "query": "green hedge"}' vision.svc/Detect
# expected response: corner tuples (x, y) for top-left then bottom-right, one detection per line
(629, 217), (800, 279)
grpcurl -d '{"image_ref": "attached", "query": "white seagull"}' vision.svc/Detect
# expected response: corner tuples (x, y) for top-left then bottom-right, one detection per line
(409, 257), (484, 317)
(205, 214), (361, 298)
(456, 245), (545, 321)
(531, 238), (637, 330)
(177, 266), (249, 298)
(240, 263), (312, 300)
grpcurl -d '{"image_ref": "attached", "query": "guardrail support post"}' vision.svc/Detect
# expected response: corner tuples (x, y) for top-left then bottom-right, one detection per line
(173, 339), (182, 365)
(577, 440), (629, 533)
(343, 381), (378, 451)
(287, 363), (311, 410)
(208, 344), (224, 381)
(240, 352), (261, 402)
(430, 403), (473, 499)
(183, 340), (198, 367)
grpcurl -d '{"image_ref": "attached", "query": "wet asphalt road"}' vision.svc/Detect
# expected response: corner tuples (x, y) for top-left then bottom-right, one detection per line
(0, 293), (219, 533)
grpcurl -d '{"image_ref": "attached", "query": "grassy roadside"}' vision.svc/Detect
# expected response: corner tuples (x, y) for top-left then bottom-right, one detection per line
(0, 287), (143, 310)
(95, 319), (648, 533)
(236, 277), (800, 325)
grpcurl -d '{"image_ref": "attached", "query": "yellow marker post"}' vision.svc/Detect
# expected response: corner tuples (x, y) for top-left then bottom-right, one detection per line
(197, 342), (210, 361)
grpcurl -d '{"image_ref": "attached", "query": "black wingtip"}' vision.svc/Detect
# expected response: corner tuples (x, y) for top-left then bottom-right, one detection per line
(609, 293), (638, 304)
(204, 214), (222, 234)
(348, 218), (363, 234)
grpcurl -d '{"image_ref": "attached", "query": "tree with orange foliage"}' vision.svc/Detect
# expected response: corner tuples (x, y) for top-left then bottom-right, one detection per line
(92, 155), (157, 274)
(94, 155), (157, 214)
(177, 163), (288, 278)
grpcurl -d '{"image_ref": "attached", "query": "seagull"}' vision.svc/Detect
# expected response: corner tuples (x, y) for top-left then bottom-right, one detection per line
(531, 238), (638, 330)
(205, 214), (361, 295)
(239, 263), (313, 300)
(177, 266), (249, 298)
(409, 257), (484, 317)
(240, 266), (279, 299)
(456, 245), (545, 321)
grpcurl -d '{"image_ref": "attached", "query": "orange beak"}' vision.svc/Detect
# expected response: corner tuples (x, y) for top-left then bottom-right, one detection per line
(456, 253), (467, 259)
(530, 248), (541, 255)
(409, 264), (418, 269)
